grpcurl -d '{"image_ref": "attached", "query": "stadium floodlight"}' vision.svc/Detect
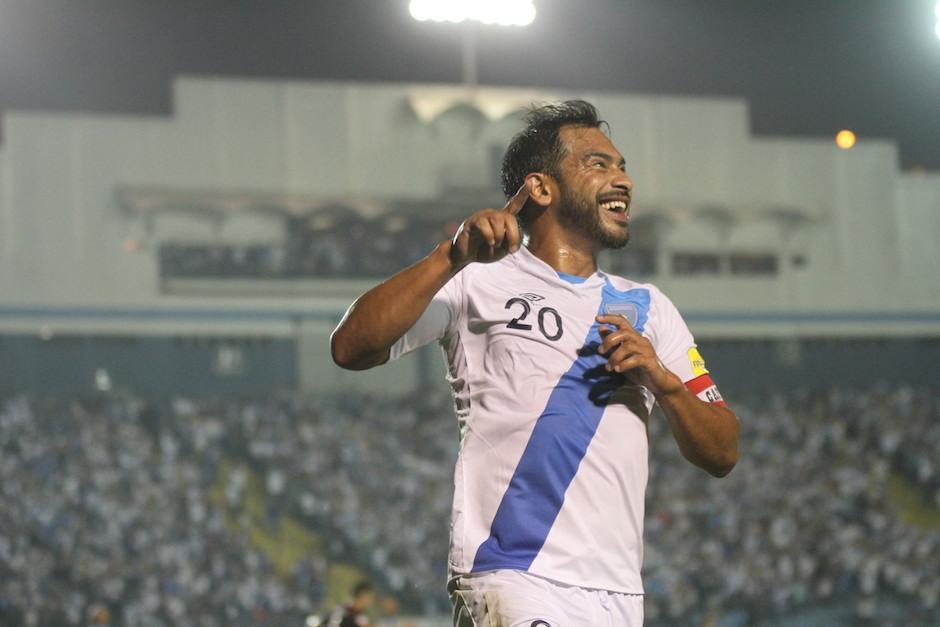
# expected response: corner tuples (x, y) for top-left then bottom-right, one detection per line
(409, 0), (536, 87)
(409, 0), (536, 27)
(935, 1), (940, 38)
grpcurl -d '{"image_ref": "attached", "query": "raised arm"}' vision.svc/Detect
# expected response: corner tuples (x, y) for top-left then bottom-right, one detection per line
(330, 240), (457, 370)
(330, 182), (531, 370)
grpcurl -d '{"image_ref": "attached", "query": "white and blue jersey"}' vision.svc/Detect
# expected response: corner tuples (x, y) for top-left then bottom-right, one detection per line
(389, 246), (723, 594)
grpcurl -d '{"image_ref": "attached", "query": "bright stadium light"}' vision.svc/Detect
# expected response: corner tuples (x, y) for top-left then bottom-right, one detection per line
(409, 0), (536, 87)
(835, 129), (857, 150)
(409, 0), (536, 27)
(935, 1), (940, 39)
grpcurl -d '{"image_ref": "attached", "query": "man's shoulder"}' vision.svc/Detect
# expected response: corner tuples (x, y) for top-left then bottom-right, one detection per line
(454, 252), (538, 290)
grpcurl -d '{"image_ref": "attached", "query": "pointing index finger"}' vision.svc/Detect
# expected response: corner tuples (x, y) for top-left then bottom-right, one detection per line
(504, 180), (532, 215)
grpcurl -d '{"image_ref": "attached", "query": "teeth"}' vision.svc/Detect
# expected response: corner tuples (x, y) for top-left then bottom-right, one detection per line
(600, 200), (627, 212)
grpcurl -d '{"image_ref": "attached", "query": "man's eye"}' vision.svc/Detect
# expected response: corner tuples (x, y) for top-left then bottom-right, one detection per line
(590, 161), (606, 168)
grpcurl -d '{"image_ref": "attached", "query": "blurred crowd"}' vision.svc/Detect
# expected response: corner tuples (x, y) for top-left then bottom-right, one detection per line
(644, 385), (940, 625)
(1, 384), (938, 626)
(0, 395), (329, 627)
(0, 391), (455, 626)
(220, 391), (457, 615)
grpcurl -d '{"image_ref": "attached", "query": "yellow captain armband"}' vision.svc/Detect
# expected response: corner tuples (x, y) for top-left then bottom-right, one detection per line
(687, 347), (709, 377)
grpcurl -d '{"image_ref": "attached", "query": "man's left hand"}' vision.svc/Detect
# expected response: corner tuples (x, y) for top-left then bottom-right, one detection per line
(595, 314), (683, 396)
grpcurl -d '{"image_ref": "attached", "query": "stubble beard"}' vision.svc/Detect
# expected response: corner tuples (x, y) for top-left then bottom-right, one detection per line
(558, 184), (630, 250)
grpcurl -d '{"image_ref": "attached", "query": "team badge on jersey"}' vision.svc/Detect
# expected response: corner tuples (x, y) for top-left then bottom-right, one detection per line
(603, 302), (639, 327)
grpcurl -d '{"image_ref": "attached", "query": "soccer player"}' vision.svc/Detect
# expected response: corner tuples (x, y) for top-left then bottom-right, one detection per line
(331, 101), (739, 626)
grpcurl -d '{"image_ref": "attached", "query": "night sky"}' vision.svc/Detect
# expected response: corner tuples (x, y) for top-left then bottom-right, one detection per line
(1, 0), (938, 169)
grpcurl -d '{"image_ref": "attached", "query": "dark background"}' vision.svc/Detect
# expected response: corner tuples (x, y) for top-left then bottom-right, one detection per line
(1, 0), (938, 169)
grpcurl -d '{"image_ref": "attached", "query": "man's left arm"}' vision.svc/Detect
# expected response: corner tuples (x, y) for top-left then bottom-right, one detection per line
(596, 314), (739, 477)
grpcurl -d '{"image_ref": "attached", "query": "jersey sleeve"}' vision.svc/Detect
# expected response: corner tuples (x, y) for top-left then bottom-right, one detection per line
(387, 272), (462, 361)
(647, 286), (726, 406)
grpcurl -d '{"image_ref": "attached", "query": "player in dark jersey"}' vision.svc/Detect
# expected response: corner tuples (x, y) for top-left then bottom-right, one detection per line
(320, 581), (374, 627)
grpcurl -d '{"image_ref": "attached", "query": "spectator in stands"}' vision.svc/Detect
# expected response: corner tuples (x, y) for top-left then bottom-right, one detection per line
(1, 385), (938, 625)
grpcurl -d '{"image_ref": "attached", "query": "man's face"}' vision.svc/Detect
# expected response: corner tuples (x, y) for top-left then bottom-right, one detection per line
(554, 126), (633, 249)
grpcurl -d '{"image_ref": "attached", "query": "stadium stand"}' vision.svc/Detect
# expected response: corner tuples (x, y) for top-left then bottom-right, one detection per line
(2, 385), (937, 626)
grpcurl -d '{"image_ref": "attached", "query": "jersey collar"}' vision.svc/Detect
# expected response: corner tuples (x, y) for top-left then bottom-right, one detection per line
(514, 246), (607, 289)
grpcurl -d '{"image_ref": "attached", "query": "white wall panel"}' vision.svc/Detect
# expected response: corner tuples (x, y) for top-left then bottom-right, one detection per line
(219, 212), (284, 243)
(281, 82), (355, 195)
(0, 77), (936, 337)
(152, 212), (218, 240)
(895, 175), (940, 284)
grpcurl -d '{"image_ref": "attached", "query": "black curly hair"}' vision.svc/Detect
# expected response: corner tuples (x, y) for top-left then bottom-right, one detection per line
(499, 100), (608, 228)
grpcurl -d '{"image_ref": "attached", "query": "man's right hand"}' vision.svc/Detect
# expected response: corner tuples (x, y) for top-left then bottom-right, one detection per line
(449, 181), (532, 272)
(332, 181), (532, 370)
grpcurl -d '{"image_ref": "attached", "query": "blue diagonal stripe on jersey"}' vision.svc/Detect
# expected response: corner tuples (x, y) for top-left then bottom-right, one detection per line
(471, 280), (651, 572)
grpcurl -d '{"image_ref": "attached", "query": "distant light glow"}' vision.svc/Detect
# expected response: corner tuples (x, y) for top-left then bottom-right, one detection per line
(409, 0), (536, 26)
(935, 1), (940, 38)
(95, 368), (113, 392)
(122, 238), (142, 253)
(835, 129), (857, 150)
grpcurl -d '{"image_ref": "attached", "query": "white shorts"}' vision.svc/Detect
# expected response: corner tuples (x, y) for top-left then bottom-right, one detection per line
(448, 570), (644, 627)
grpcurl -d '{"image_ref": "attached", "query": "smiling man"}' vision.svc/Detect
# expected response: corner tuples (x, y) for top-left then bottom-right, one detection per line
(331, 100), (739, 626)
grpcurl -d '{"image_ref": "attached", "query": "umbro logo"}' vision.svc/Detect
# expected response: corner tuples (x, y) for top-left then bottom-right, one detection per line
(519, 292), (545, 302)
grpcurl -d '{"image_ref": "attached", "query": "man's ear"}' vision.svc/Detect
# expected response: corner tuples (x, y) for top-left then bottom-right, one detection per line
(525, 173), (554, 207)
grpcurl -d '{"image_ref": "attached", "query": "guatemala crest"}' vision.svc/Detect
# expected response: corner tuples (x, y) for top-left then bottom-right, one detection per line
(603, 302), (639, 328)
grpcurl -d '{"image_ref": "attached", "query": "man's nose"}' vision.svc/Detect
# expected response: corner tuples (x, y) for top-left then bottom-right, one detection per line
(613, 170), (633, 192)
